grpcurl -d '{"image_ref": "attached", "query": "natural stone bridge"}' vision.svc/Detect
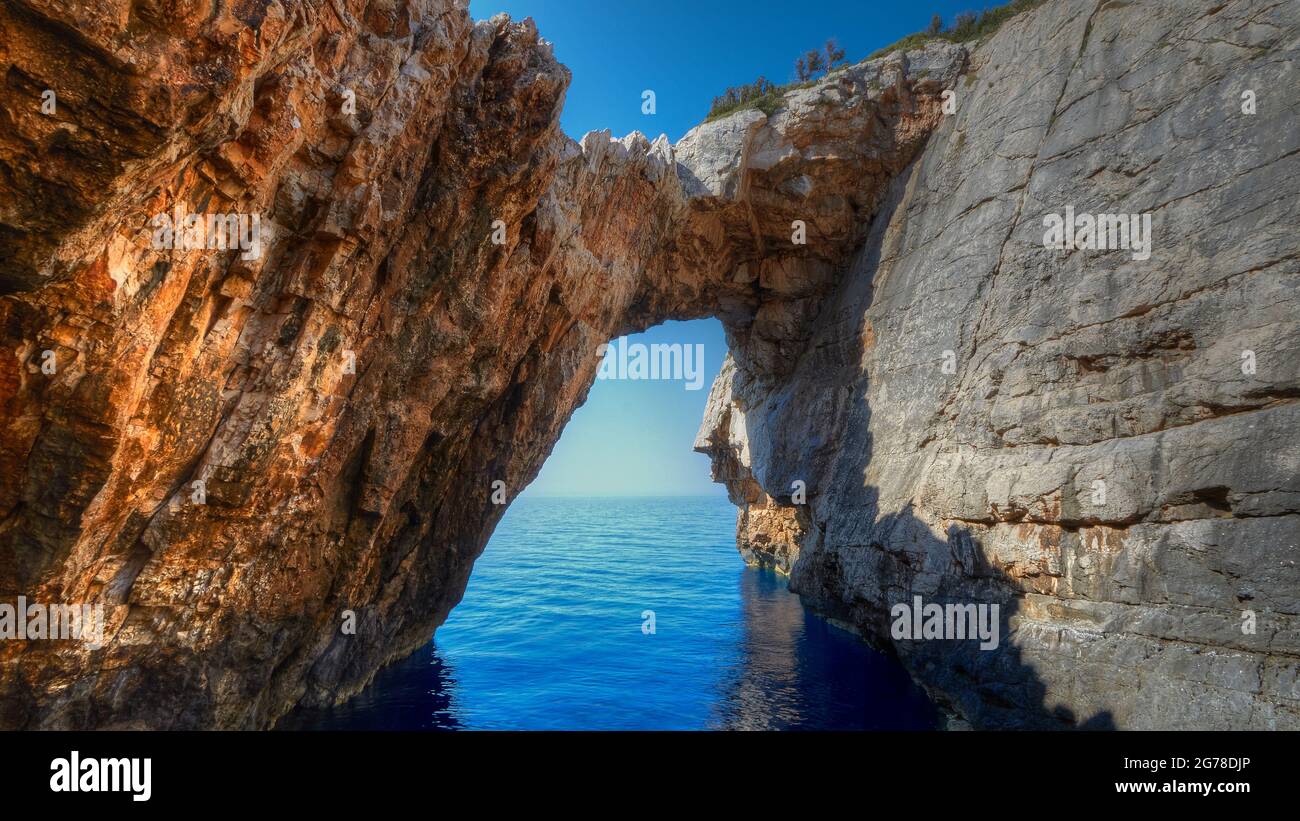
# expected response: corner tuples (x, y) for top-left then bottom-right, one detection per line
(1, 0), (1296, 729)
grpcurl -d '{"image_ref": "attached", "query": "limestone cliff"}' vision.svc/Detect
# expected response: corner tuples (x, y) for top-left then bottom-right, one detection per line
(698, 0), (1300, 729)
(0, 0), (1295, 729)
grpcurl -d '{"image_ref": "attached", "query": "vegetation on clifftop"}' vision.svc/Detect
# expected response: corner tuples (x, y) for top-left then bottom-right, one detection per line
(868, 0), (1050, 59)
(705, 39), (846, 122)
(703, 0), (1049, 124)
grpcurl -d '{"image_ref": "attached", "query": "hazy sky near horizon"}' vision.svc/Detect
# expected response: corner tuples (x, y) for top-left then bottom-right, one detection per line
(526, 319), (729, 497)
(469, 0), (1013, 143)
(466, 0), (999, 497)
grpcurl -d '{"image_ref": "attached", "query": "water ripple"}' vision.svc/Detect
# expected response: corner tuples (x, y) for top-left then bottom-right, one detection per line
(281, 496), (937, 731)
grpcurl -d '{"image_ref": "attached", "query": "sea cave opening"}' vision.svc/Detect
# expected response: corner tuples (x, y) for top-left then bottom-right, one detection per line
(281, 318), (936, 730)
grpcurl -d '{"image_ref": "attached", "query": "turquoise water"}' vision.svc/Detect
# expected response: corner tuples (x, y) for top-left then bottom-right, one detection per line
(284, 496), (937, 730)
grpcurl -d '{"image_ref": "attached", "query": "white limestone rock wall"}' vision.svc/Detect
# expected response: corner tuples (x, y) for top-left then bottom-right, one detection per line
(704, 0), (1300, 729)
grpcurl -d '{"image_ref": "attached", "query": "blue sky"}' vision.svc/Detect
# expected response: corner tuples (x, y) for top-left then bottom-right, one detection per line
(466, 0), (1000, 496)
(526, 320), (729, 497)
(469, 0), (1010, 143)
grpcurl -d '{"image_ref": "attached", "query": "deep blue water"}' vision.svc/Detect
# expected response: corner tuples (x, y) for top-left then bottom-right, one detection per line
(283, 496), (937, 730)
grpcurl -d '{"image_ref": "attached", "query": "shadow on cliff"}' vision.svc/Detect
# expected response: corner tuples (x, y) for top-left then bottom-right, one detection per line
(813, 422), (1118, 729)
(778, 159), (1115, 731)
(795, 492), (1118, 730)
(275, 642), (463, 731)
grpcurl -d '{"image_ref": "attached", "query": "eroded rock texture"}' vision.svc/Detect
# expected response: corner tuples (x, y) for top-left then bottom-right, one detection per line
(0, 0), (1295, 729)
(0, 0), (959, 727)
(700, 0), (1300, 729)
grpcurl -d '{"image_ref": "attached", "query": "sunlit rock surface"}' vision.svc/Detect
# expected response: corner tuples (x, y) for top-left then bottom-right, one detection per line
(1, 0), (1295, 729)
(0, 0), (961, 727)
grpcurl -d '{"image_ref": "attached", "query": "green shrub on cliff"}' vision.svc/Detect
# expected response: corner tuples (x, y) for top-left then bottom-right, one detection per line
(705, 76), (786, 122)
(704, 1), (1047, 124)
(869, 0), (1050, 59)
(705, 37), (849, 123)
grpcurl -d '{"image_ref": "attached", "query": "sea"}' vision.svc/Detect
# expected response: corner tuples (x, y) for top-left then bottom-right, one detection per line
(282, 495), (937, 730)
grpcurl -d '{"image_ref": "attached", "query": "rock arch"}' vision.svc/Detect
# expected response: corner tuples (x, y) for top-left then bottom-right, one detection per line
(0, 1), (960, 727)
(2, 0), (1297, 730)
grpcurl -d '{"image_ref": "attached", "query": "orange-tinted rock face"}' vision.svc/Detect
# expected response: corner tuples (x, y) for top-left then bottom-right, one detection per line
(0, 0), (959, 727)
